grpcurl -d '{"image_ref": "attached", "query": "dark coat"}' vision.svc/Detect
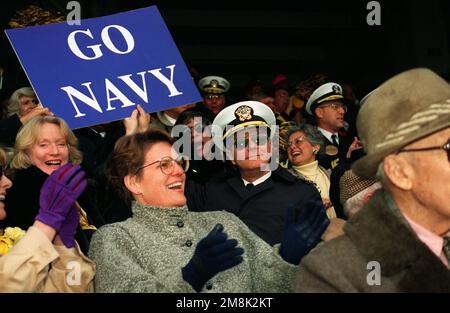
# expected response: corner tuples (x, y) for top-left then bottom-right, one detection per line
(296, 190), (450, 292)
(317, 133), (354, 171)
(0, 166), (105, 254)
(186, 167), (323, 246)
(0, 114), (22, 147)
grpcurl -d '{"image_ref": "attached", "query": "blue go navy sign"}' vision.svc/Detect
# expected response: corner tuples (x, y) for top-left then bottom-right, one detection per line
(5, 6), (202, 129)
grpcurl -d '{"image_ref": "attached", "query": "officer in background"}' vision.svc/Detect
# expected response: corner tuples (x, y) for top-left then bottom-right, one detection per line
(306, 83), (361, 170)
(197, 75), (230, 117)
(186, 100), (327, 246)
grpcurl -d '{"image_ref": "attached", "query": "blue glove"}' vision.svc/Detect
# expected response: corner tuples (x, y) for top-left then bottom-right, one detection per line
(182, 224), (244, 292)
(279, 199), (330, 265)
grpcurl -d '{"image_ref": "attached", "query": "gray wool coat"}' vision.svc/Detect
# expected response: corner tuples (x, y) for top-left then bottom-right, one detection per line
(89, 202), (297, 293)
(295, 190), (450, 292)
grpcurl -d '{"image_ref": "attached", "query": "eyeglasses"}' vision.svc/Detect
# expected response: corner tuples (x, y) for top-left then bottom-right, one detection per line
(319, 103), (348, 113)
(205, 94), (224, 100)
(234, 135), (269, 150)
(135, 156), (189, 175)
(287, 136), (305, 148)
(397, 138), (450, 162)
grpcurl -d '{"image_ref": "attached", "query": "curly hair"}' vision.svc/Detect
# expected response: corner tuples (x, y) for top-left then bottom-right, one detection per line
(286, 124), (325, 157)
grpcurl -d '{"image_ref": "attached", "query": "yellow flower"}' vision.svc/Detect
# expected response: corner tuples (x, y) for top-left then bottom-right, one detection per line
(0, 237), (13, 255)
(4, 227), (26, 242)
(0, 227), (26, 255)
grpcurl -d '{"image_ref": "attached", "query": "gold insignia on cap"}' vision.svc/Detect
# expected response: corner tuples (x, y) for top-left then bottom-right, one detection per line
(325, 145), (339, 156)
(332, 85), (342, 95)
(210, 79), (219, 88)
(234, 105), (253, 122)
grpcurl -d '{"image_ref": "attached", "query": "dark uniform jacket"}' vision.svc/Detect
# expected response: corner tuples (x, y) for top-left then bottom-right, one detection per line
(186, 167), (322, 246)
(296, 190), (450, 292)
(1, 166), (105, 254)
(317, 132), (354, 171)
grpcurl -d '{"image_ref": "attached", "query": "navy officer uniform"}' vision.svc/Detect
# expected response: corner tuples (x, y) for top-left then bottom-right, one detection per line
(306, 83), (355, 170)
(186, 101), (323, 246)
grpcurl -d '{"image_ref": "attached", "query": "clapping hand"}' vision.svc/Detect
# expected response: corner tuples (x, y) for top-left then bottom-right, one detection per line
(182, 224), (244, 292)
(279, 199), (330, 265)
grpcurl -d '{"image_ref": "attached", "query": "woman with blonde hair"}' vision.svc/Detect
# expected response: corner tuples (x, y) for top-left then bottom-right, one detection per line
(0, 115), (104, 254)
(0, 147), (95, 292)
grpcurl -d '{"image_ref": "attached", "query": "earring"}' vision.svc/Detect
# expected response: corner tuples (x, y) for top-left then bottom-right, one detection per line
(313, 150), (318, 155)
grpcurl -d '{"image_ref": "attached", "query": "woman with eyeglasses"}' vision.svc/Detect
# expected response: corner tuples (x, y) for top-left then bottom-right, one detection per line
(0, 147), (95, 292)
(286, 124), (346, 241)
(88, 129), (327, 292)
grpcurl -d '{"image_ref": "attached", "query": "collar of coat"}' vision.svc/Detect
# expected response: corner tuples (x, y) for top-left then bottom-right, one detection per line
(344, 189), (450, 291)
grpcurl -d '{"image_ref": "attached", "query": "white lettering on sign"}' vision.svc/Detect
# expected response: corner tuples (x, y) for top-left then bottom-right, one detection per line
(67, 25), (135, 60)
(60, 65), (183, 117)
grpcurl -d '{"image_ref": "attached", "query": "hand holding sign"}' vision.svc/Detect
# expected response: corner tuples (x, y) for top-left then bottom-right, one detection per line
(19, 106), (53, 125)
(6, 6), (201, 129)
(123, 104), (151, 135)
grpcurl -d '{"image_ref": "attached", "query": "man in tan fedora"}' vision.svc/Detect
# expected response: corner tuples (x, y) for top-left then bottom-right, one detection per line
(295, 68), (450, 292)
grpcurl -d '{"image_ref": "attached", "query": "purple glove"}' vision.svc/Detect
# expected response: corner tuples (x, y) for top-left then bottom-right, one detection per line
(35, 163), (87, 232)
(58, 204), (80, 248)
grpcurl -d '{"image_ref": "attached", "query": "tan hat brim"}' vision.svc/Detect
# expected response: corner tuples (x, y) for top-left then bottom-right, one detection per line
(352, 116), (450, 178)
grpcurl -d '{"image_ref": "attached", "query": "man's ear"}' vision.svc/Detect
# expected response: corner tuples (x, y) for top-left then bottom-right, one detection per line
(383, 155), (414, 190)
(314, 107), (324, 119)
(124, 174), (142, 196)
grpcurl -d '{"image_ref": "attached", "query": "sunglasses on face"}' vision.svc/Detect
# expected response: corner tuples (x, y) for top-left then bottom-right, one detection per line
(234, 135), (269, 150)
(397, 137), (450, 162)
(205, 94), (224, 100)
(135, 156), (190, 175)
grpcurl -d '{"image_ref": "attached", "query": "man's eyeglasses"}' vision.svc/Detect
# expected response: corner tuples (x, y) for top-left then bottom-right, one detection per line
(205, 94), (224, 100)
(135, 156), (189, 175)
(397, 138), (450, 162)
(319, 103), (348, 113)
(287, 136), (305, 148)
(234, 135), (269, 150)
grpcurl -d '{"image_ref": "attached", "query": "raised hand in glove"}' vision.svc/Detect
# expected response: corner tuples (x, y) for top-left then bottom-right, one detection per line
(279, 199), (330, 265)
(182, 224), (244, 292)
(57, 204), (80, 248)
(35, 163), (87, 233)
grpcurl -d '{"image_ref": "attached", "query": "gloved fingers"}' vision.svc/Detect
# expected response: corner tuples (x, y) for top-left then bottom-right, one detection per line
(214, 246), (244, 263)
(200, 224), (227, 247)
(208, 239), (239, 255)
(211, 223), (224, 234)
(311, 216), (330, 241)
(61, 165), (83, 186)
(199, 231), (227, 249)
(71, 178), (87, 197)
(310, 203), (328, 229)
(53, 163), (74, 181)
(66, 170), (86, 192)
(284, 204), (297, 225)
(218, 255), (244, 272)
(296, 202), (316, 224)
(55, 163), (76, 182)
